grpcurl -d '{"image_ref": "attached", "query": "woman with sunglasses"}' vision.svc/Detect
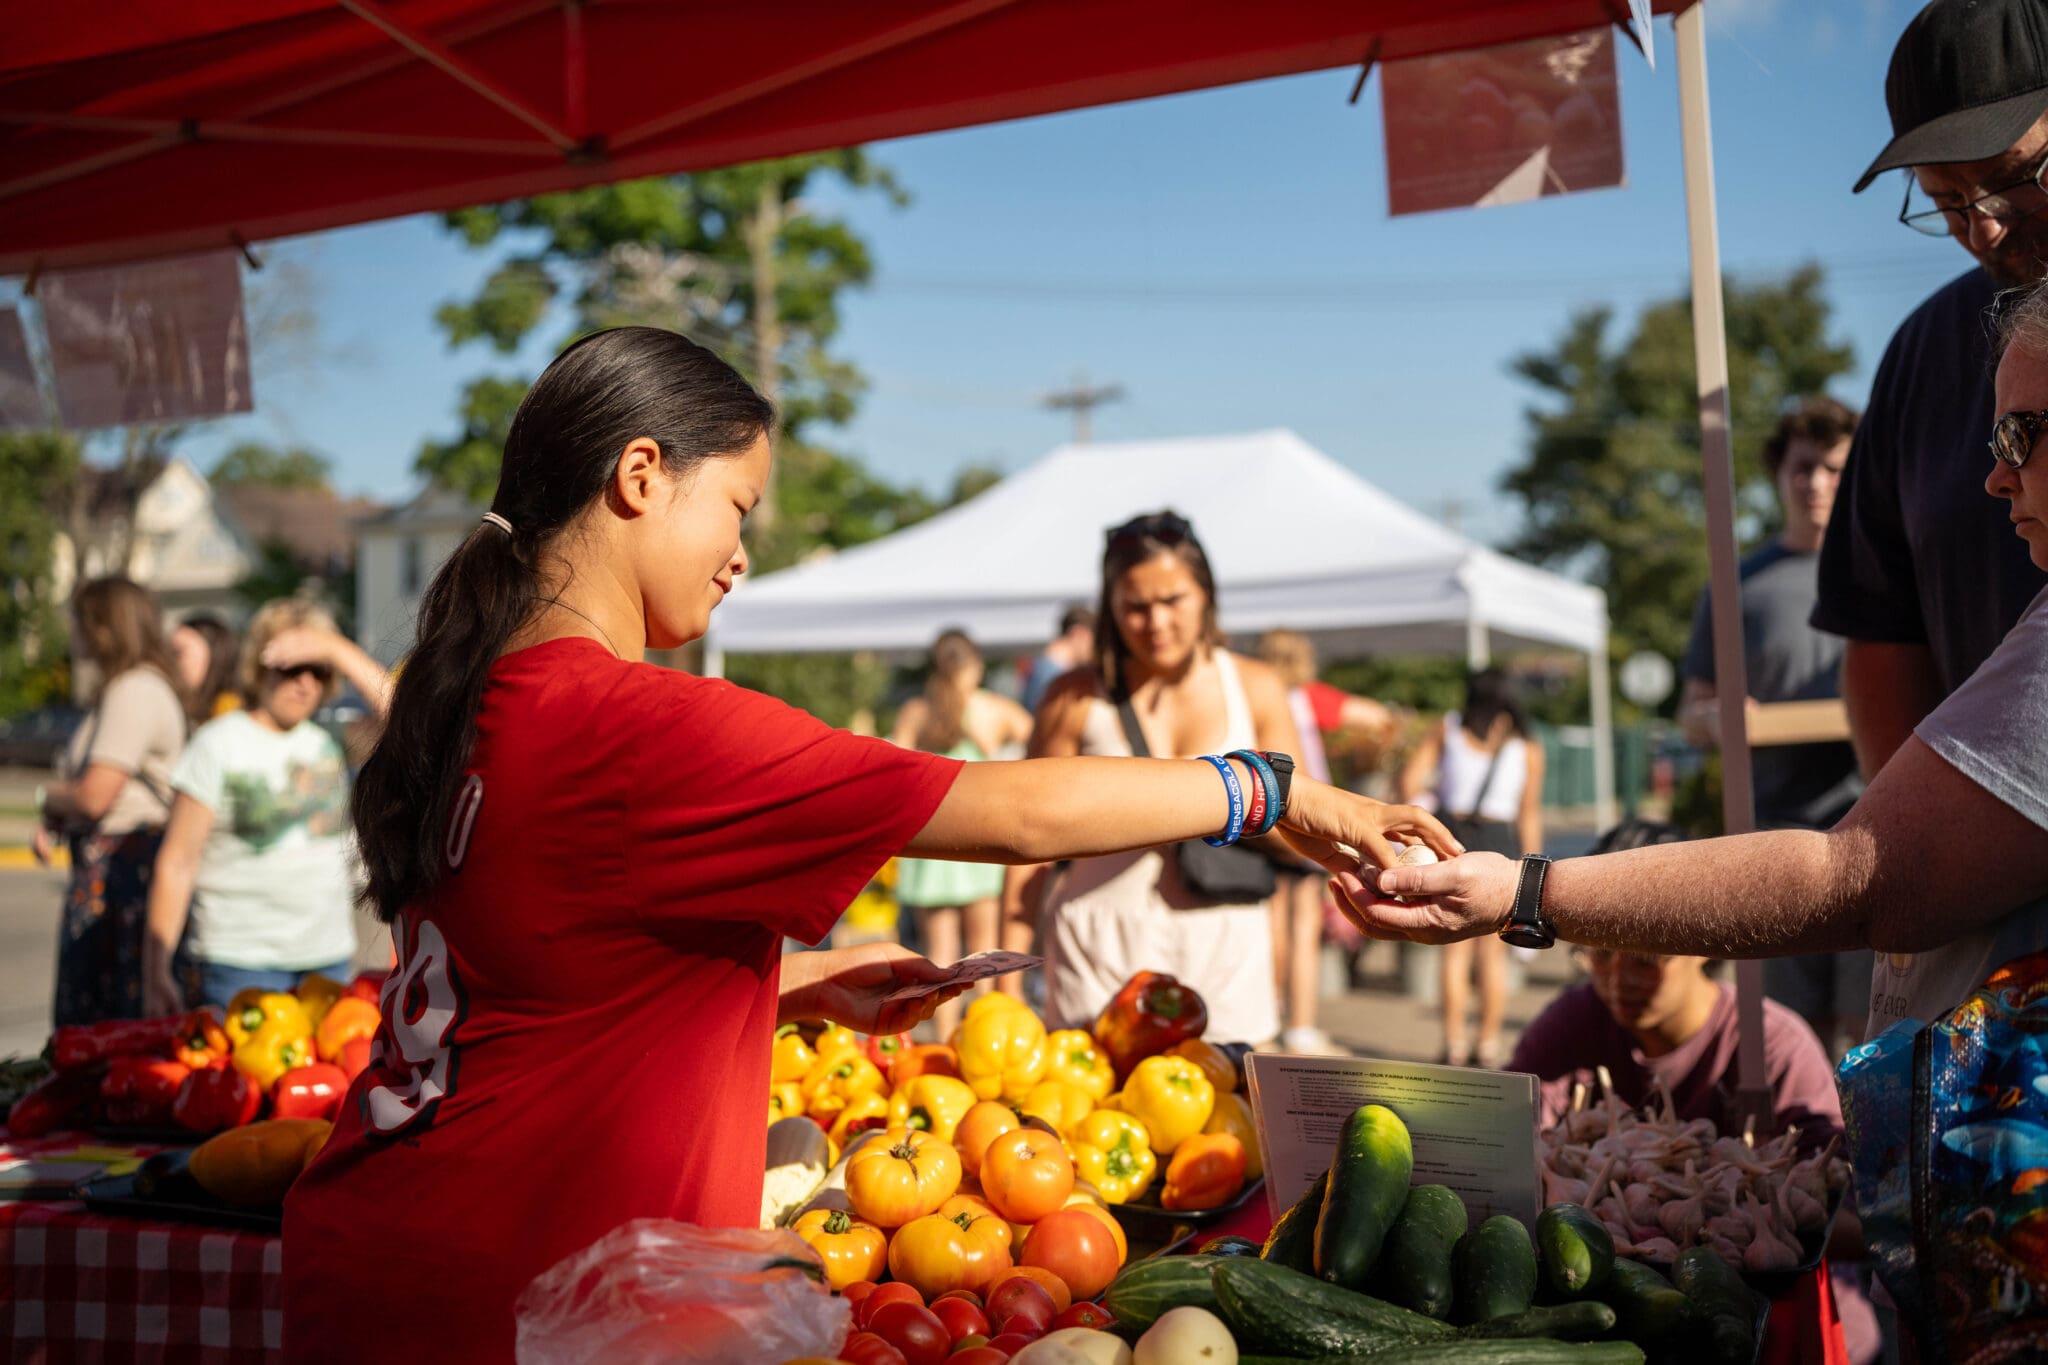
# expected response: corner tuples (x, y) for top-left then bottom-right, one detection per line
(1004, 511), (1315, 1047)
(144, 598), (393, 1013)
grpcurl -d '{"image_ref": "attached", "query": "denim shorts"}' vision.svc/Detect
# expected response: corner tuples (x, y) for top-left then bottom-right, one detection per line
(191, 958), (355, 1010)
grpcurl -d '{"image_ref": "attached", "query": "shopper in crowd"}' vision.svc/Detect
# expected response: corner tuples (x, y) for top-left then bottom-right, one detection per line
(1021, 603), (1094, 713)
(1682, 398), (1868, 1054)
(1256, 627), (1397, 1053)
(35, 576), (188, 1025)
(283, 328), (1455, 1363)
(1397, 668), (1544, 1068)
(889, 628), (1033, 1037)
(142, 599), (394, 1014)
(171, 612), (243, 725)
(1818, 0), (2048, 781)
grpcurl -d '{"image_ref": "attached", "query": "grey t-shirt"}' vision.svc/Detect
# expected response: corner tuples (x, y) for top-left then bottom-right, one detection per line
(1683, 541), (1863, 829)
(1867, 585), (2048, 1036)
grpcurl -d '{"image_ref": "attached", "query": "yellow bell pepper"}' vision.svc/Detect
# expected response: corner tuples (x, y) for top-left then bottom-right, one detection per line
(1123, 1053), (1215, 1155)
(956, 993), (1047, 1102)
(224, 990), (312, 1048)
(231, 1022), (314, 1090)
(1069, 1109), (1158, 1204)
(768, 1081), (806, 1126)
(293, 973), (346, 1028)
(1204, 1090), (1263, 1180)
(812, 1024), (861, 1065)
(887, 1074), (977, 1142)
(1045, 1029), (1116, 1102)
(829, 1091), (893, 1146)
(803, 1052), (885, 1109)
(1096, 1089), (1124, 1112)
(772, 1024), (818, 1084)
(1020, 1078), (1094, 1139)
(1170, 1038), (1238, 1095)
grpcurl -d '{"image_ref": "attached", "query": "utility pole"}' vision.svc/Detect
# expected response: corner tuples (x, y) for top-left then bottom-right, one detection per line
(1043, 370), (1124, 443)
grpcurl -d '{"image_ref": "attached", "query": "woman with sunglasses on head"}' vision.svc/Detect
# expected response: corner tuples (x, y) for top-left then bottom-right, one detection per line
(281, 333), (1454, 1363)
(143, 599), (393, 1014)
(1003, 511), (1323, 1047)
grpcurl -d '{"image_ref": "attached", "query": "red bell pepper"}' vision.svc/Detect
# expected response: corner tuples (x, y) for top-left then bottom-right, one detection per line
(1091, 971), (1210, 1078)
(172, 1066), (263, 1133)
(49, 1015), (184, 1073)
(271, 1063), (349, 1121)
(6, 1068), (99, 1137)
(865, 1032), (912, 1071)
(174, 1008), (232, 1070)
(337, 1036), (373, 1082)
(100, 1056), (192, 1127)
(345, 973), (386, 1004)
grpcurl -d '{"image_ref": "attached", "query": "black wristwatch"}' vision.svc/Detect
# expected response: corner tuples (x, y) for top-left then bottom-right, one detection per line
(1258, 751), (1294, 822)
(1499, 854), (1556, 949)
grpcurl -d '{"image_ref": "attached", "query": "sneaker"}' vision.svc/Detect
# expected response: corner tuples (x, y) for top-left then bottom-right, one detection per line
(1473, 1038), (1507, 1070)
(1281, 1026), (1346, 1056)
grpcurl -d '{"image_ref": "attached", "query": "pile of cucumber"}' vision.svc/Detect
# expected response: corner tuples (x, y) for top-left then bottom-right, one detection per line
(1100, 1103), (1762, 1365)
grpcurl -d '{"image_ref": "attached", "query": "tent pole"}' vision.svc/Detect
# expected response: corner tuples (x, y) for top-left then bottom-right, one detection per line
(1465, 617), (1490, 670)
(1589, 635), (1617, 832)
(1675, 2), (1767, 1112)
(702, 624), (726, 679)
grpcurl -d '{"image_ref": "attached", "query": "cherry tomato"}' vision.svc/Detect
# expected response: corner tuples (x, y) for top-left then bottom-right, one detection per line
(1052, 1301), (1118, 1331)
(930, 1296), (990, 1343)
(1020, 1207), (1121, 1300)
(866, 1300), (951, 1365)
(856, 1281), (925, 1330)
(839, 1332), (908, 1365)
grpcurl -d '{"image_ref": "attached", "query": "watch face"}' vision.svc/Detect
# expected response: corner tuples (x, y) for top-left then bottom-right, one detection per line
(1500, 922), (1555, 950)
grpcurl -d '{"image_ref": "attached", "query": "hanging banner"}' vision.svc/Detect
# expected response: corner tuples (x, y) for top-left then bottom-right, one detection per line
(0, 309), (41, 430)
(40, 249), (253, 429)
(1382, 28), (1624, 218)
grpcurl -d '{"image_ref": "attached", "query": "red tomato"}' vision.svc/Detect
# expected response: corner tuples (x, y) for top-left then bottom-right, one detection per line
(843, 1281), (881, 1311)
(949, 1349), (1011, 1364)
(929, 1296), (990, 1343)
(1052, 1301), (1118, 1331)
(856, 1281), (925, 1330)
(1020, 1208), (1122, 1301)
(866, 1301), (951, 1365)
(985, 1332), (1040, 1353)
(982, 1276), (1056, 1333)
(839, 1333), (908, 1365)
(951, 1336), (990, 1354)
(931, 1289), (984, 1310)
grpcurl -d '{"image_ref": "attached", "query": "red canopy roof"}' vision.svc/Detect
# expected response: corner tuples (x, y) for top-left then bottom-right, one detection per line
(1, 0), (1681, 276)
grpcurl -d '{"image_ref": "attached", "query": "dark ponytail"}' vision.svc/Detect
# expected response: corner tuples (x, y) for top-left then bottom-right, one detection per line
(351, 327), (774, 922)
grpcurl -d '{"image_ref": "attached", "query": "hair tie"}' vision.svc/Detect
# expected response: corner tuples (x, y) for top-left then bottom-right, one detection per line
(480, 512), (514, 535)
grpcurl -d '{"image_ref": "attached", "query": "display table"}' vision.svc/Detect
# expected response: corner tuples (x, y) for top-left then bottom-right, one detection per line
(0, 1133), (281, 1364)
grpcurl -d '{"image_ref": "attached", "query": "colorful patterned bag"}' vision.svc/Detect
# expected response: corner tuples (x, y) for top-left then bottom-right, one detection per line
(1837, 948), (2048, 1361)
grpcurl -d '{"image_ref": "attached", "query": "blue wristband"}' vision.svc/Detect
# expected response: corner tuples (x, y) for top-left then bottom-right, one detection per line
(1199, 754), (1246, 847)
(1227, 749), (1282, 837)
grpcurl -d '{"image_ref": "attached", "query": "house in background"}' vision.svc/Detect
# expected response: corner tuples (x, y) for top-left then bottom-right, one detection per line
(354, 485), (481, 666)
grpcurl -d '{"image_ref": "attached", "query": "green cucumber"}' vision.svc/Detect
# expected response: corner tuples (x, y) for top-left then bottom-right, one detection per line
(1454, 1300), (1617, 1341)
(1213, 1257), (1453, 1355)
(1452, 1214), (1540, 1324)
(1316, 1103), (1414, 1287)
(1597, 1257), (1690, 1343)
(1536, 1202), (1615, 1297)
(1099, 1254), (1219, 1333)
(1370, 1183), (1469, 1319)
(1671, 1246), (1755, 1364)
(1237, 1344), (1644, 1365)
(1262, 1167), (1329, 1273)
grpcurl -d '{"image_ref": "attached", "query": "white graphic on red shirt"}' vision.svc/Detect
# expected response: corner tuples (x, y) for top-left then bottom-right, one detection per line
(445, 774), (483, 871)
(363, 916), (465, 1138)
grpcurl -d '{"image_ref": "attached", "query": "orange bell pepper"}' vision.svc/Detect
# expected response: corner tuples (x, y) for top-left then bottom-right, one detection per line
(1169, 1037), (1238, 1095)
(1160, 1131), (1247, 1211)
(887, 1043), (961, 1091)
(313, 997), (380, 1066)
(1203, 1091), (1263, 1180)
(173, 1008), (231, 1070)
(293, 973), (346, 1027)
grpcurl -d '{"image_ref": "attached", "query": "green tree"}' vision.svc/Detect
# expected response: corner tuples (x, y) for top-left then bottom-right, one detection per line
(209, 441), (333, 490)
(1500, 264), (1855, 695)
(0, 430), (83, 715)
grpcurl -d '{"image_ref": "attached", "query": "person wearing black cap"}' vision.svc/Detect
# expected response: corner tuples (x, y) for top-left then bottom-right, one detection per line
(1816, 0), (2048, 789)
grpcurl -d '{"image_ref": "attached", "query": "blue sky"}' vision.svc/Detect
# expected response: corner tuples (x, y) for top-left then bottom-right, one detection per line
(135, 0), (1967, 548)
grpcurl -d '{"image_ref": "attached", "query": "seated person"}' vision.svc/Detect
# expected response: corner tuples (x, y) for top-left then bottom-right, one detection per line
(1507, 820), (1842, 1150)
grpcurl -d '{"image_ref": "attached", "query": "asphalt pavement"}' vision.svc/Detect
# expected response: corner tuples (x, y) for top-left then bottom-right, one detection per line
(0, 866), (62, 1058)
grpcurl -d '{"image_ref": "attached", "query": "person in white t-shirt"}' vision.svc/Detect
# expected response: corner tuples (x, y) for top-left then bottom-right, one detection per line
(144, 599), (394, 1013)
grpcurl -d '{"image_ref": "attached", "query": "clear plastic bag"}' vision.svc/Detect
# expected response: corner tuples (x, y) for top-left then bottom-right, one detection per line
(514, 1219), (852, 1364)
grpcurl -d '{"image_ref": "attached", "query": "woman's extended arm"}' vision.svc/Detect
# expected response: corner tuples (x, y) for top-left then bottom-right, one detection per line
(1346, 735), (2048, 957)
(262, 627), (395, 719)
(1396, 722), (1444, 804)
(144, 794), (215, 1015)
(1517, 739), (1545, 857)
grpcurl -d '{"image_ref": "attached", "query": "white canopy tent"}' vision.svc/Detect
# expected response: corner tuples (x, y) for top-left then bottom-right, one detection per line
(706, 428), (1616, 827)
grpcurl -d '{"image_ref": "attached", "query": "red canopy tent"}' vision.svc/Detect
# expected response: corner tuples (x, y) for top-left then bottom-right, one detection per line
(4, 0), (1773, 1103)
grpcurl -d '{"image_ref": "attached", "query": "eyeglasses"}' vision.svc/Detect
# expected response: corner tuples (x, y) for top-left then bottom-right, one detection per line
(1900, 150), (2048, 237)
(1570, 947), (1668, 978)
(1106, 510), (1194, 546)
(1991, 410), (2048, 470)
(267, 662), (333, 685)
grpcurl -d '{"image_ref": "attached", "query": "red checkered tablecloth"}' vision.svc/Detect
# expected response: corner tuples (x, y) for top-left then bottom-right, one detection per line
(0, 1135), (281, 1365)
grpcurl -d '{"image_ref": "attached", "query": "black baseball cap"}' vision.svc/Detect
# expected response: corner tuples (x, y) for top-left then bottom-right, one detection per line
(1854, 0), (2048, 193)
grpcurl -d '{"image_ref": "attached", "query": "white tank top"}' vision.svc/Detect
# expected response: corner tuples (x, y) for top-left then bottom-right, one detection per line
(1076, 649), (1260, 760)
(1436, 712), (1529, 822)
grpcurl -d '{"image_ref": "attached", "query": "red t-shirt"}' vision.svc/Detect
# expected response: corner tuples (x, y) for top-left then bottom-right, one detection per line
(1301, 678), (1347, 734)
(282, 640), (959, 1364)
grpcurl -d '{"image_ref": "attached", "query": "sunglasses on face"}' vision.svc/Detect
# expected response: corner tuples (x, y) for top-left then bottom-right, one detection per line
(267, 662), (333, 685)
(1106, 511), (1194, 546)
(1991, 410), (2048, 471)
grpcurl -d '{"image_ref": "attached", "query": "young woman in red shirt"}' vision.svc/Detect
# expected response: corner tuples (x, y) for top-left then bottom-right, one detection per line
(282, 327), (1457, 1362)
